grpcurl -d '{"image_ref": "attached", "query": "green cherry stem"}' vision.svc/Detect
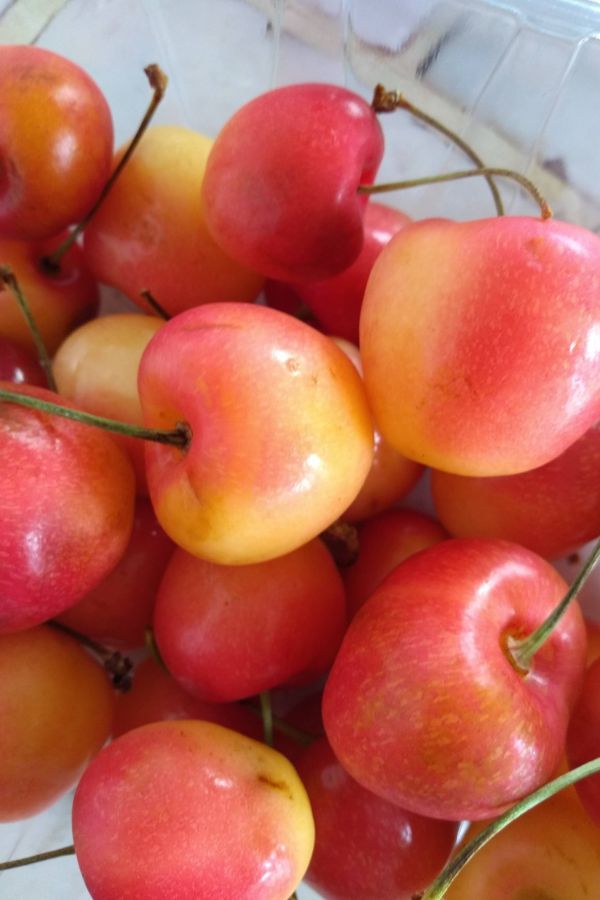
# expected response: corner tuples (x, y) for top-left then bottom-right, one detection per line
(416, 757), (600, 899)
(371, 84), (504, 216)
(358, 167), (552, 220)
(508, 536), (600, 671)
(0, 387), (191, 449)
(0, 266), (56, 391)
(0, 845), (75, 872)
(260, 690), (274, 748)
(44, 64), (168, 270)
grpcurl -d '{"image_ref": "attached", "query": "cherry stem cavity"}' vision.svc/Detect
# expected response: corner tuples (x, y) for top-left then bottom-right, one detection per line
(44, 64), (168, 270)
(0, 845), (75, 872)
(260, 690), (274, 748)
(140, 289), (171, 320)
(508, 537), (600, 672)
(50, 621), (134, 692)
(0, 387), (191, 450)
(0, 266), (56, 391)
(359, 167), (552, 220)
(415, 756), (600, 899)
(371, 84), (504, 216)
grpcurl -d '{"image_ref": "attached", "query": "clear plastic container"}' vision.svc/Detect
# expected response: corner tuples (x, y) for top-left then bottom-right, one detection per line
(1, 1), (600, 897)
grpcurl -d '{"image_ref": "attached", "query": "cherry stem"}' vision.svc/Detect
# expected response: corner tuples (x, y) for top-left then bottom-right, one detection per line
(0, 387), (190, 450)
(260, 690), (274, 748)
(508, 537), (600, 671)
(415, 756), (600, 899)
(321, 519), (359, 567)
(140, 289), (171, 321)
(144, 625), (169, 672)
(44, 64), (168, 270)
(371, 84), (504, 216)
(0, 266), (56, 391)
(243, 700), (315, 747)
(0, 845), (75, 872)
(49, 621), (134, 692)
(358, 167), (552, 220)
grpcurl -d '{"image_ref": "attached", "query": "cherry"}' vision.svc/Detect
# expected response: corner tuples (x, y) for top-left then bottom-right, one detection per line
(0, 45), (113, 240)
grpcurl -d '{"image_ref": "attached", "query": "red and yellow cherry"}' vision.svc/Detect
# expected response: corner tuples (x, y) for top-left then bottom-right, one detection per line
(72, 720), (315, 900)
(202, 83), (384, 281)
(323, 538), (586, 821)
(445, 788), (600, 898)
(56, 497), (174, 650)
(0, 624), (114, 821)
(138, 302), (373, 564)
(0, 45), (113, 240)
(53, 312), (164, 492)
(83, 125), (264, 316)
(0, 234), (98, 356)
(431, 421), (600, 559)
(296, 737), (459, 899)
(0, 382), (135, 633)
(360, 216), (600, 476)
(0, 335), (45, 386)
(153, 537), (346, 702)
(343, 508), (447, 618)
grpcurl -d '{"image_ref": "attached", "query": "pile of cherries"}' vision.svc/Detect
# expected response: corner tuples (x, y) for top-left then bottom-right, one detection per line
(2, 41), (600, 900)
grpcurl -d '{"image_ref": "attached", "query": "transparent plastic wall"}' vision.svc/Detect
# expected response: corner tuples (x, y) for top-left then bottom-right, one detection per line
(1, 0), (600, 897)
(1, 0), (599, 226)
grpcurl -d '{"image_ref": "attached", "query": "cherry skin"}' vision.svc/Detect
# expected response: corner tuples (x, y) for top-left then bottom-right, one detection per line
(294, 201), (411, 344)
(336, 338), (424, 521)
(72, 720), (315, 900)
(153, 537), (346, 703)
(343, 508), (448, 619)
(56, 497), (174, 650)
(53, 312), (164, 494)
(112, 657), (264, 741)
(0, 335), (45, 386)
(360, 216), (600, 476)
(322, 538), (586, 821)
(138, 302), (373, 565)
(202, 83), (384, 282)
(431, 420), (600, 559)
(445, 788), (600, 898)
(0, 45), (113, 240)
(296, 737), (459, 899)
(0, 624), (114, 821)
(0, 382), (136, 633)
(83, 125), (264, 316)
(566, 655), (600, 826)
(0, 233), (99, 356)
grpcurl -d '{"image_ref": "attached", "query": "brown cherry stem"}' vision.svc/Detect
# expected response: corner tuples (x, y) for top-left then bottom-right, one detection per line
(44, 64), (169, 270)
(0, 266), (56, 391)
(0, 845), (75, 872)
(0, 387), (191, 450)
(359, 167), (552, 220)
(508, 536), (600, 671)
(371, 84), (504, 216)
(140, 289), (171, 321)
(144, 625), (169, 672)
(415, 756), (600, 899)
(50, 621), (134, 691)
(321, 519), (360, 567)
(260, 690), (274, 748)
